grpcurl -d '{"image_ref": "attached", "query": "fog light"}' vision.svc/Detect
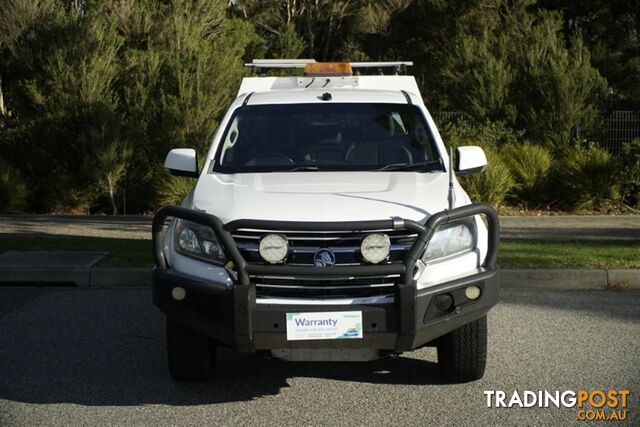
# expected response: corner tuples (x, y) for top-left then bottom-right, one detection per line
(361, 233), (390, 264)
(465, 285), (481, 300)
(259, 233), (289, 264)
(171, 287), (186, 301)
(434, 293), (454, 311)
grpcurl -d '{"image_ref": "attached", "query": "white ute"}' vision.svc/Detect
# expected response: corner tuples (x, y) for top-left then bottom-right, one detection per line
(152, 60), (500, 383)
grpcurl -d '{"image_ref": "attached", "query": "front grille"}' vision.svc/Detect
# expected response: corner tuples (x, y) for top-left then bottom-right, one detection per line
(231, 228), (416, 298)
(233, 229), (416, 266)
(254, 275), (398, 298)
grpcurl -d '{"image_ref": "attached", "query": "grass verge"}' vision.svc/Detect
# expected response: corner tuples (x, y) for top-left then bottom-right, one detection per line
(0, 236), (152, 267)
(499, 239), (639, 269)
(0, 236), (638, 269)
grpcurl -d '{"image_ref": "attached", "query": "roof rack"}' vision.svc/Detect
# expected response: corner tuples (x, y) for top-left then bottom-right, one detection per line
(244, 59), (413, 75)
(244, 59), (317, 69)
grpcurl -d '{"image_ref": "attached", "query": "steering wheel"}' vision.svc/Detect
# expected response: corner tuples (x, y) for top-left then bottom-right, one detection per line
(245, 152), (295, 166)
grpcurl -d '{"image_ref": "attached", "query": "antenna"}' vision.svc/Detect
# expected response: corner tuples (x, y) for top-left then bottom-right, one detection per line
(447, 146), (455, 210)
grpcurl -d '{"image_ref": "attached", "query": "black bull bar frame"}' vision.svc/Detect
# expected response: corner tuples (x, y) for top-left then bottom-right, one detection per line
(152, 203), (499, 352)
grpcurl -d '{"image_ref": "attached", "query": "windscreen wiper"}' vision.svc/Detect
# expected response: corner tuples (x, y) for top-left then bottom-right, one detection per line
(376, 159), (444, 172)
(283, 166), (321, 172)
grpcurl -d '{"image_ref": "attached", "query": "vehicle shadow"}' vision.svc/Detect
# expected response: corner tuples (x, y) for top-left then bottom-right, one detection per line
(0, 288), (444, 407)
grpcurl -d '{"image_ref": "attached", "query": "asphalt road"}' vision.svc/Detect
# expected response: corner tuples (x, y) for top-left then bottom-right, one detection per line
(1, 214), (639, 241)
(0, 287), (638, 426)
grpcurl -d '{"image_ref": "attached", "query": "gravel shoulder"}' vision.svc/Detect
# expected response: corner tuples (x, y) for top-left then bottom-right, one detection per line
(0, 215), (152, 240)
(500, 215), (640, 240)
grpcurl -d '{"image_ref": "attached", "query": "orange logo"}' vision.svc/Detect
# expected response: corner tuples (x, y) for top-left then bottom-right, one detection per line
(575, 390), (630, 421)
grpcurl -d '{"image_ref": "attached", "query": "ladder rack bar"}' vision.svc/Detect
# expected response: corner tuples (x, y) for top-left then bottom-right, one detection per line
(350, 61), (413, 68)
(244, 59), (316, 68)
(244, 60), (413, 70)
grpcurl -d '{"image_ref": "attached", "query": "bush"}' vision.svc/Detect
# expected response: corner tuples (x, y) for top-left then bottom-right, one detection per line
(442, 121), (517, 207)
(620, 139), (640, 208)
(553, 144), (619, 210)
(459, 147), (515, 207)
(442, 120), (523, 150)
(0, 158), (29, 212)
(501, 143), (553, 207)
(153, 170), (195, 208)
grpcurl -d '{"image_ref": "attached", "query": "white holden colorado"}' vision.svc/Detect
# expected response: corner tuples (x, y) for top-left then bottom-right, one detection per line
(152, 59), (500, 383)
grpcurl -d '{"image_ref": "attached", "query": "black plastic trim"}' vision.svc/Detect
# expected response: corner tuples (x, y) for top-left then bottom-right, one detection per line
(242, 91), (254, 106)
(167, 168), (199, 178)
(455, 165), (487, 175)
(401, 90), (412, 104)
(247, 263), (405, 278)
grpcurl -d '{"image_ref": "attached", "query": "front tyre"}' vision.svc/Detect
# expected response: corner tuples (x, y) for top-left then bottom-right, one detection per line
(437, 316), (487, 383)
(166, 317), (216, 381)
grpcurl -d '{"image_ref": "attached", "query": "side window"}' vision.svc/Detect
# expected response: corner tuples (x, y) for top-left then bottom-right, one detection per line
(220, 117), (240, 163)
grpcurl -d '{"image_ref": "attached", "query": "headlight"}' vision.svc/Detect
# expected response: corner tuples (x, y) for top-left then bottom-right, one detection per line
(174, 220), (227, 265)
(361, 233), (390, 264)
(259, 233), (288, 264)
(422, 220), (476, 262)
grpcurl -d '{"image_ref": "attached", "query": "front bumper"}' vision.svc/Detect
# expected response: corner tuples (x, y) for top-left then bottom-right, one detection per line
(153, 266), (499, 352)
(152, 203), (500, 353)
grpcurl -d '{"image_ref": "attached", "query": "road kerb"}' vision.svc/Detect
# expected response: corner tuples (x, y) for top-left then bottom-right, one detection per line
(606, 269), (640, 289)
(0, 268), (91, 286)
(500, 269), (609, 289)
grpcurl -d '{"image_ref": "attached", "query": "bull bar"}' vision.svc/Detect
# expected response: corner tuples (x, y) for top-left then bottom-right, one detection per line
(152, 203), (499, 352)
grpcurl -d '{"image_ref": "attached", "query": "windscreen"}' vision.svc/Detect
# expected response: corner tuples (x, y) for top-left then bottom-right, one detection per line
(213, 103), (443, 173)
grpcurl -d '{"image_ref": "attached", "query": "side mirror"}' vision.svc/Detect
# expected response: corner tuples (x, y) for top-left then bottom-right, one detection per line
(164, 148), (198, 178)
(455, 146), (487, 175)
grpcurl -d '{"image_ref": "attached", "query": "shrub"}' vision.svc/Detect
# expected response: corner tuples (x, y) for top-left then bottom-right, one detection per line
(442, 120), (523, 151)
(619, 138), (640, 208)
(442, 121), (517, 207)
(553, 144), (619, 210)
(0, 157), (29, 212)
(501, 143), (553, 207)
(153, 170), (195, 208)
(459, 147), (515, 207)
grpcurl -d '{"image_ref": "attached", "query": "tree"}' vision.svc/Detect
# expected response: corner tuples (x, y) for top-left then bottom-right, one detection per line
(0, 0), (628, 212)
(0, 0), (257, 212)
(237, 0), (369, 60)
(437, 0), (608, 146)
(80, 105), (131, 215)
(538, 0), (640, 109)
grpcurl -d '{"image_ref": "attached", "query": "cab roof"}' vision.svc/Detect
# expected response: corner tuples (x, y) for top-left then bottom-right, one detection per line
(241, 88), (415, 106)
(237, 76), (422, 105)
(237, 59), (422, 106)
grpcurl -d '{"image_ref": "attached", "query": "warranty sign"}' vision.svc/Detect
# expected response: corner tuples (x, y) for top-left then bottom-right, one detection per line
(286, 311), (363, 341)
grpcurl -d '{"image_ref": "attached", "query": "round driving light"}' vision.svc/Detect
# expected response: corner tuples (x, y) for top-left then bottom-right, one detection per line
(171, 287), (186, 301)
(259, 233), (288, 264)
(434, 293), (454, 311)
(465, 285), (481, 300)
(360, 233), (390, 264)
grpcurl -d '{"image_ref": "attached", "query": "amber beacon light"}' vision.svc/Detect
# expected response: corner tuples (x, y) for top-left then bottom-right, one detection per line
(304, 62), (353, 77)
